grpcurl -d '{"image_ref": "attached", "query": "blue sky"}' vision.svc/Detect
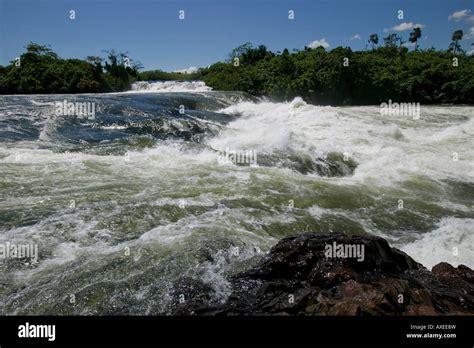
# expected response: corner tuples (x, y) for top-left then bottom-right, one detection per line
(1, 0), (473, 71)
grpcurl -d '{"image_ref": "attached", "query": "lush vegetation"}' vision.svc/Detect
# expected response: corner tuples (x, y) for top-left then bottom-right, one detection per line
(198, 30), (474, 105)
(2, 29), (474, 105)
(0, 43), (142, 94)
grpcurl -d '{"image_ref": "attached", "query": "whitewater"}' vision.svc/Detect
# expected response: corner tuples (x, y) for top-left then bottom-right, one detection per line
(0, 80), (472, 314)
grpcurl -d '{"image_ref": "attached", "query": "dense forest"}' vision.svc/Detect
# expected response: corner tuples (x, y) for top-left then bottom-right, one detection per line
(1, 29), (474, 105)
(0, 43), (142, 94)
(199, 43), (474, 104)
(197, 28), (474, 105)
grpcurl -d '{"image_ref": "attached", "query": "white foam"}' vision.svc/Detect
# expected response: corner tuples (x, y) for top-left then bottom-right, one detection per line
(401, 217), (474, 269)
(99, 125), (128, 130)
(29, 100), (55, 106)
(129, 80), (212, 93)
(307, 205), (330, 218)
(198, 244), (263, 302)
(209, 100), (474, 184)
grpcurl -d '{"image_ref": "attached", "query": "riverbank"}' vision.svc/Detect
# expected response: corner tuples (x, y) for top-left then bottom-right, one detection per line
(2, 43), (474, 106)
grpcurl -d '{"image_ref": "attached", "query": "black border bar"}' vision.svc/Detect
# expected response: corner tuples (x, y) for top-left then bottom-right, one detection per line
(0, 315), (472, 346)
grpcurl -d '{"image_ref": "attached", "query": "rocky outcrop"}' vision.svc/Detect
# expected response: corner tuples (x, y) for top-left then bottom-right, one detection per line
(173, 233), (474, 315)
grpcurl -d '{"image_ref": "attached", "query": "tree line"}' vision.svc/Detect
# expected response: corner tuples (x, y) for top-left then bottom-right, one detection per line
(197, 28), (473, 104)
(0, 43), (142, 94)
(367, 27), (466, 55)
(1, 32), (473, 105)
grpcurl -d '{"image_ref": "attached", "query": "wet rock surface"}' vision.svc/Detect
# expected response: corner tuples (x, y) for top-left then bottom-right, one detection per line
(173, 233), (474, 315)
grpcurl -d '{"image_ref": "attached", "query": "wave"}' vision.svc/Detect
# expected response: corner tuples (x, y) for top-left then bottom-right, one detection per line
(400, 217), (474, 269)
(208, 98), (474, 183)
(130, 80), (213, 93)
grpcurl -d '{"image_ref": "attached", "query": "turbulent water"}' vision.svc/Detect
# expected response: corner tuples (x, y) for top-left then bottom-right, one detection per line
(0, 81), (473, 315)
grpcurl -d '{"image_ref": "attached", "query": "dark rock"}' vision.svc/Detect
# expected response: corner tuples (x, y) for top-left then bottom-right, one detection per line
(169, 277), (219, 315)
(255, 151), (357, 176)
(173, 233), (474, 315)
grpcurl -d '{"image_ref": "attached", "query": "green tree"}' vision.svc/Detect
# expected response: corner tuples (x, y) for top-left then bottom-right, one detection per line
(409, 27), (422, 51)
(199, 42), (474, 105)
(368, 34), (379, 49)
(449, 30), (464, 55)
(0, 43), (142, 94)
(103, 50), (141, 91)
(25, 42), (58, 58)
(227, 42), (253, 62)
(384, 33), (403, 47)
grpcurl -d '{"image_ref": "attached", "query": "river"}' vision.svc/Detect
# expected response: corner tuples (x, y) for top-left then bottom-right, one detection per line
(0, 81), (472, 314)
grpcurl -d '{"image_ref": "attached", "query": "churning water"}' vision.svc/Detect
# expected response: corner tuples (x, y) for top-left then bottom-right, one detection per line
(0, 81), (473, 314)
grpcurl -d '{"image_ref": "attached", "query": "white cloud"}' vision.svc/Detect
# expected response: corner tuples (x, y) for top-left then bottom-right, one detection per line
(173, 66), (198, 74)
(448, 9), (474, 22)
(384, 22), (426, 32)
(464, 27), (474, 39)
(350, 34), (361, 40)
(308, 38), (330, 49)
(467, 49), (474, 56)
